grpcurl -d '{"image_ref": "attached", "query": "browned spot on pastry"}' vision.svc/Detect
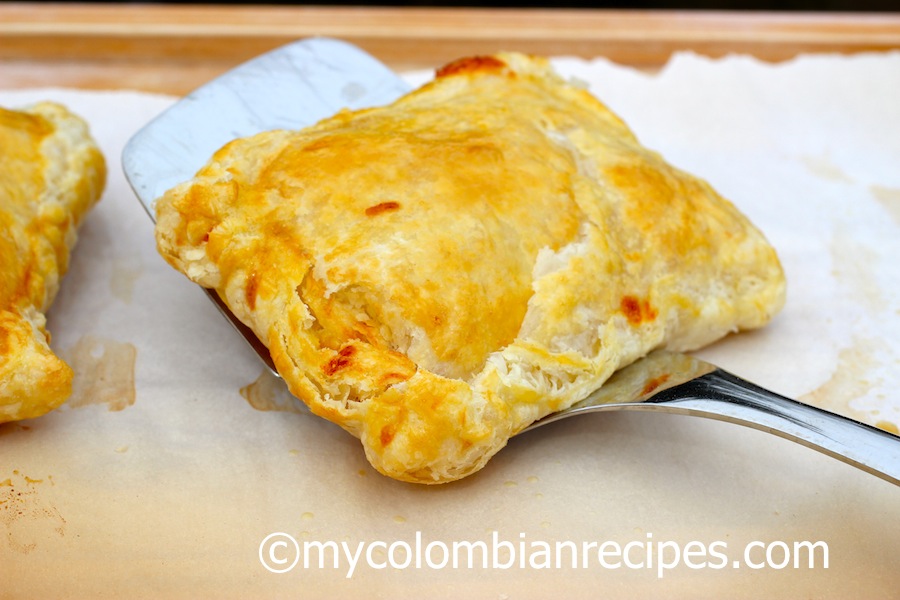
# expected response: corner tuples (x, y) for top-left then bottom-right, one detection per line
(621, 296), (641, 322)
(0, 323), (9, 356)
(621, 295), (657, 326)
(303, 136), (338, 153)
(641, 373), (670, 396)
(178, 185), (217, 247)
(436, 56), (508, 78)
(380, 372), (410, 386)
(246, 270), (259, 310)
(365, 201), (400, 217)
(644, 300), (658, 322)
(323, 344), (356, 376)
(380, 423), (396, 447)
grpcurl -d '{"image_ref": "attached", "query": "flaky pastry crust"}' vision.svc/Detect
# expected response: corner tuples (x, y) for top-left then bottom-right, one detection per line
(0, 102), (106, 423)
(156, 53), (785, 483)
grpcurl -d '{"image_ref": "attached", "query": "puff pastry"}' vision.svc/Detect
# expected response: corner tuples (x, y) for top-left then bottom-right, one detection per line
(0, 102), (106, 423)
(155, 53), (785, 483)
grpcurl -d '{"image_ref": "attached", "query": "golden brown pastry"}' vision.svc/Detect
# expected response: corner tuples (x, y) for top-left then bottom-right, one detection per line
(155, 53), (785, 483)
(0, 102), (106, 423)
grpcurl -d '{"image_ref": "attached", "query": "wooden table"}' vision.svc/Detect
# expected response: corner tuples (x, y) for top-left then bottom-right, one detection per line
(2, 3), (900, 94)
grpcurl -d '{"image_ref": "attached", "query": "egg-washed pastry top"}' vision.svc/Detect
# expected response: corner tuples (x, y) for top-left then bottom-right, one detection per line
(0, 102), (106, 423)
(155, 53), (786, 483)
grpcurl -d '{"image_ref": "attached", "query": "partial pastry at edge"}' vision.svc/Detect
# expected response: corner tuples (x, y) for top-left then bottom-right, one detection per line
(0, 102), (106, 423)
(155, 53), (786, 483)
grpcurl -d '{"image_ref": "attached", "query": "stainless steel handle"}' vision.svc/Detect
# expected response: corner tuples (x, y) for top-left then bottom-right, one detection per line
(659, 369), (900, 487)
(525, 351), (900, 487)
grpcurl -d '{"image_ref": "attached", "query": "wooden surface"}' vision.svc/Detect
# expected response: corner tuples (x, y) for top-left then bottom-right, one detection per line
(1, 3), (900, 94)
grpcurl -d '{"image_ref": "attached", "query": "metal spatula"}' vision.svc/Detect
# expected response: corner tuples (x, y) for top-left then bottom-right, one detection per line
(122, 38), (900, 486)
(525, 350), (900, 486)
(123, 38), (411, 372)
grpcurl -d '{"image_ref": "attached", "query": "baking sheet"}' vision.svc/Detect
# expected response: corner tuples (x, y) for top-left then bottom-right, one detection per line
(2, 50), (899, 598)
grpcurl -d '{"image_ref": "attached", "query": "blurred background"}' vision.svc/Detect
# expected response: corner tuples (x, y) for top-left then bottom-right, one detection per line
(41, 1), (900, 12)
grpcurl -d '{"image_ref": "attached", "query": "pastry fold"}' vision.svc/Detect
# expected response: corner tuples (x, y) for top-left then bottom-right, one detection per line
(156, 53), (785, 483)
(0, 102), (106, 423)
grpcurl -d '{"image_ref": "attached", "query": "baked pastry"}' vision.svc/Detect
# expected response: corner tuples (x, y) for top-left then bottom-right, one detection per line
(0, 102), (106, 423)
(155, 53), (785, 483)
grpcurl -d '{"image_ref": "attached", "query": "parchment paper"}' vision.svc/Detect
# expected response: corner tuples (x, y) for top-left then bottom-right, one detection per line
(1, 50), (899, 599)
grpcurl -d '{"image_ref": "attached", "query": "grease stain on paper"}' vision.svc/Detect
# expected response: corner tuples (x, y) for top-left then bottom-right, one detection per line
(822, 227), (896, 425)
(798, 338), (883, 422)
(876, 421), (899, 435)
(61, 335), (137, 411)
(870, 185), (900, 228)
(0, 471), (65, 554)
(800, 154), (854, 183)
(240, 369), (307, 414)
(0, 422), (31, 437)
(830, 228), (884, 314)
(110, 260), (143, 304)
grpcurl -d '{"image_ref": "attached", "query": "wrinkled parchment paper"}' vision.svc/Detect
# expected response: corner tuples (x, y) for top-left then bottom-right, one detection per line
(2, 51), (899, 598)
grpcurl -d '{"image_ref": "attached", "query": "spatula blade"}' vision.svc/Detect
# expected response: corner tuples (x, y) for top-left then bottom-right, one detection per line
(121, 38), (411, 374)
(123, 37), (410, 218)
